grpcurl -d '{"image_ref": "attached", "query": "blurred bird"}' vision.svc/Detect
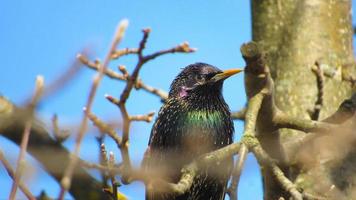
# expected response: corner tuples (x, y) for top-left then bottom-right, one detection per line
(142, 63), (242, 200)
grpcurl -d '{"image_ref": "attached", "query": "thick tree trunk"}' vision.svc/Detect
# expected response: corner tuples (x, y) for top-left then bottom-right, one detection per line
(250, 0), (355, 199)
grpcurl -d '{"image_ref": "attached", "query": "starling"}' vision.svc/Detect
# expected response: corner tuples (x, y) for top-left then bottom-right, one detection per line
(142, 63), (242, 200)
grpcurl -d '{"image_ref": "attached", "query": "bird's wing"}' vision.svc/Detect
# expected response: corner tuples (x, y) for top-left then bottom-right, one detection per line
(142, 99), (185, 200)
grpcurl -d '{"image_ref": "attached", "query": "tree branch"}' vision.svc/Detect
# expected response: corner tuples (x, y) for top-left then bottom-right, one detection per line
(52, 114), (70, 143)
(59, 19), (129, 200)
(227, 90), (266, 200)
(227, 144), (248, 200)
(273, 111), (337, 133)
(231, 107), (246, 120)
(310, 61), (325, 120)
(86, 109), (122, 147)
(284, 92), (356, 161)
(238, 41), (303, 200)
(0, 97), (109, 200)
(252, 145), (302, 200)
(10, 76), (44, 200)
(0, 150), (35, 200)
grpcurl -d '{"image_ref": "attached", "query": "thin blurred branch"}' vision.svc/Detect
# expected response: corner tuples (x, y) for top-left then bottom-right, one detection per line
(143, 41), (196, 61)
(135, 79), (168, 101)
(108, 152), (119, 200)
(129, 111), (155, 122)
(0, 150), (36, 200)
(284, 92), (356, 161)
(78, 54), (125, 81)
(114, 29), (154, 179)
(80, 158), (122, 175)
(227, 90), (265, 200)
(111, 48), (139, 59)
(79, 53), (169, 102)
(246, 91), (302, 200)
(273, 111), (337, 133)
(10, 76), (44, 200)
(80, 32), (195, 104)
(227, 144), (248, 200)
(41, 52), (88, 101)
(0, 96), (109, 199)
(252, 144), (302, 200)
(87, 110), (122, 146)
(231, 107), (246, 120)
(52, 114), (70, 143)
(59, 19), (129, 200)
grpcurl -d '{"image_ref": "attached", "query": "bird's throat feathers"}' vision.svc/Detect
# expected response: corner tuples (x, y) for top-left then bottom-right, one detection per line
(186, 110), (224, 127)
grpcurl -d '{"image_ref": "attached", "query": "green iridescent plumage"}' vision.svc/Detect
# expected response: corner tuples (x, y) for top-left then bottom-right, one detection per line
(187, 110), (224, 128)
(142, 63), (241, 200)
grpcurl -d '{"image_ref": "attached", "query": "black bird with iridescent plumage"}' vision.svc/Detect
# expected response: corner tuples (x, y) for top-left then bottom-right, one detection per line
(142, 63), (242, 200)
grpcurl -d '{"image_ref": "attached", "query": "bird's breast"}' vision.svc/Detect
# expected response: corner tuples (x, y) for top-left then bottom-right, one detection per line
(180, 109), (232, 153)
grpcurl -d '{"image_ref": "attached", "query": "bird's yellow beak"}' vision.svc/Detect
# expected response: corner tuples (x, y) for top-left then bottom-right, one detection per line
(210, 68), (243, 82)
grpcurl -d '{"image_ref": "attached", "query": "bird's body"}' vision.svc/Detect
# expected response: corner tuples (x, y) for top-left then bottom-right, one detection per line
(142, 63), (241, 200)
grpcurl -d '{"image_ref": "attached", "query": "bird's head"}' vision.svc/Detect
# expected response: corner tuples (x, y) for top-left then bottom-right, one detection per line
(169, 63), (242, 99)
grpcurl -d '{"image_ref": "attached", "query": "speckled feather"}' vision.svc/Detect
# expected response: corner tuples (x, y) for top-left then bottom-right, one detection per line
(142, 63), (234, 200)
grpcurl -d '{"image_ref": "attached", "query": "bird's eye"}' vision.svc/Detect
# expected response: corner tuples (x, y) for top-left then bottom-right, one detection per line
(196, 74), (205, 82)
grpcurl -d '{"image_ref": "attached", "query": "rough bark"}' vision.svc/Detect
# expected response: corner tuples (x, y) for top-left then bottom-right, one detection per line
(250, 0), (355, 199)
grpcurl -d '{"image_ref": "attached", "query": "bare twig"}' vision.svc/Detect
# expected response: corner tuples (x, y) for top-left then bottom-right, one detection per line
(0, 150), (35, 200)
(135, 79), (168, 101)
(252, 145), (302, 200)
(140, 142), (242, 195)
(52, 114), (70, 142)
(313, 62), (355, 85)
(0, 97), (109, 199)
(86, 109), (122, 146)
(9, 75), (44, 200)
(118, 65), (129, 79)
(80, 157), (111, 173)
(96, 137), (109, 188)
(109, 152), (119, 200)
(79, 53), (168, 102)
(227, 91), (266, 200)
(129, 111), (155, 122)
(111, 48), (139, 59)
(273, 111), (337, 133)
(143, 42), (196, 62)
(76, 23), (196, 196)
(78, 54), (126, 81)
(311, 61), (324, 120)
(80, 38), (195, 103)
(59, 19), (129, 200)
(231, 107), (246, 120)
(82, 142), (242, 196)
(115, 28), (152, 182)
(81, 160), (121, 174)
(9, 122), (32, 200)
(108, 29), (195, 184)
(239, 41), (303, 200)
(227, 144), (248, 200)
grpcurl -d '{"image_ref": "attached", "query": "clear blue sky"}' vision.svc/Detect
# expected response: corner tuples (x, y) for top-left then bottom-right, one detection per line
(0, 1), (355, 199)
